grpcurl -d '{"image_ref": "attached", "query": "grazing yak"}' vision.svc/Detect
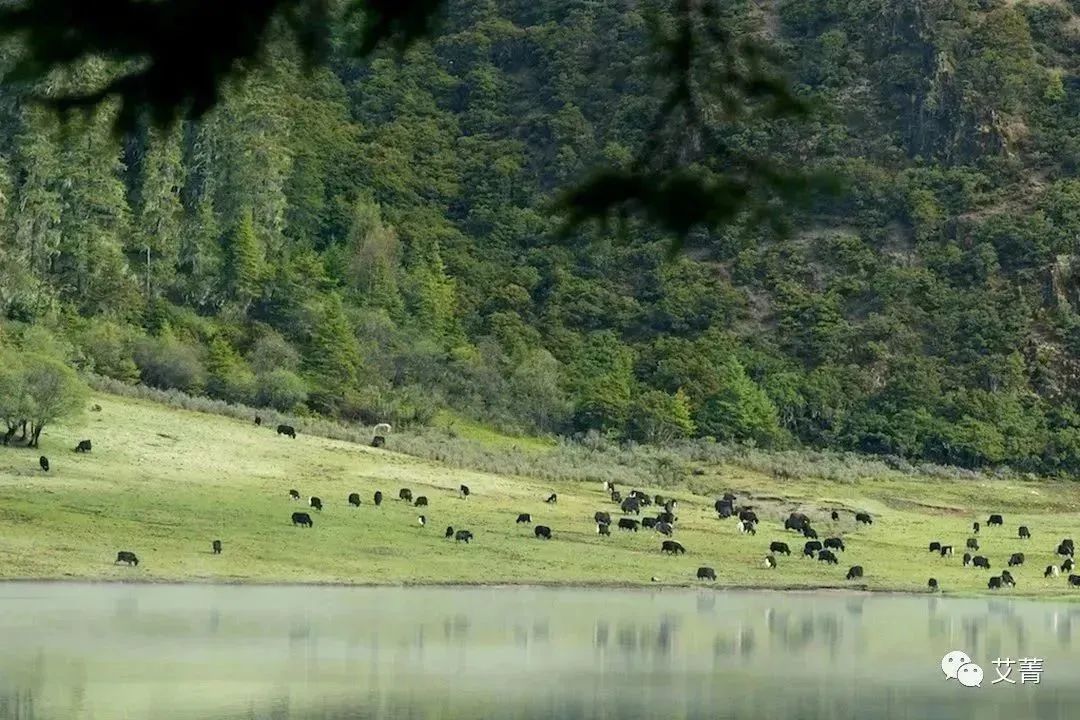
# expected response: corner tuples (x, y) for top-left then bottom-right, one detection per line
(418, 515), (426, 526)
(309, 496), (322, 512)
(445, 526), (454, 538)
(661, 540), (686, 555)
(618, 518), (640, 532)
(1019, 526), (1031, 540)
(764, 555), (777, 569)
(1045, 565), (1060, 578)
(739, 521), (757, 536)
(546, 493), (558, 504)
(655, 522), (674, 537)
(928, 578), (939, 591)
(1008, 553), (1025, 567)
(374, 491), (383, 507)
(74, 440), (92, 453)
(371, 436), (386, 448)
(940, 545), (953, 557)
(855, 512), (872, 525)
(642, 517), (658, 529)
(739, 509), (759, 525)
(817, 550), (839, 565)
(455, 530), (474, 543)
(1058, 542), (1074, 558)
(516, 513), (532, 524)
(621, 498), (641, 515)
(963, 553), (973, 567)
(1001, 571), (1016, 588)
(988, 576), (1002, 590)
(348, 493), (361, 507)
(594, 512), (612, 526)
(254, 416), (262, 426)
(846, 566), (864, 580)
(802, 527), (819, 540)
(823, 537), (845, 552)
(291, 512), (314, 528)
(115, 551), (138, 566)
(664, 500), (678, 513)
(830, 510), (840, 521)
(1069, 574), (1080, 587)
(716, 503), (734, 519)
(987, 514), (1004, 526)
(657, 512), (676, 525)
(784, 514), (808, 532)
(414, 496), (428, 507)
(399, 489), (413, 502)
(972, 556), (990, 570)
(289, 489), (300, 501)
(929, 541), (941, 553)
(697, 567), (716, 581)
(973, 521), (980, 534)
(276, 425), (296, 439)
(534, 525), (552, 540)
(966, 538), (979, 551)
(212, 540), (222, 555)
(611, 490), (623, 503)
(39, 456), (48, 472)
(770, 541), (791, 556)
(1065, 558), (1076, 574)
(460, 485), (471, 499)
(597, 523), (611, 536)
(803, 541), (822, 558)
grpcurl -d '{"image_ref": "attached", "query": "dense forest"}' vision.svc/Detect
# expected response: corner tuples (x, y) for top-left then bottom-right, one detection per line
(2, 0), (1080, 474)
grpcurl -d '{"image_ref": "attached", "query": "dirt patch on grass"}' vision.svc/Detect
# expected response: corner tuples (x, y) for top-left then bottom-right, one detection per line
(881, 497), (968, 516)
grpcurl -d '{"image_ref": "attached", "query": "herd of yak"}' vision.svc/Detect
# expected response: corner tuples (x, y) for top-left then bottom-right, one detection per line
(34, 418), (1077, 593)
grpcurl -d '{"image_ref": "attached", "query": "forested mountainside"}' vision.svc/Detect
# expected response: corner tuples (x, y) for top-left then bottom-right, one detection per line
(1, 0), (1080, 473)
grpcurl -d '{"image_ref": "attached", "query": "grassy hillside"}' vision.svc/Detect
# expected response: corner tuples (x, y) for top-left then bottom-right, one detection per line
(1, 393), (1080, 598)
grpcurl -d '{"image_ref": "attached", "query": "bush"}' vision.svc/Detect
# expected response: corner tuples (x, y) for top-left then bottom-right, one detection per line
(134, 335), (207, 394)
(254, 369), (308, 412)
(247, 332), (301, 374)
(75, 320), (140, 383)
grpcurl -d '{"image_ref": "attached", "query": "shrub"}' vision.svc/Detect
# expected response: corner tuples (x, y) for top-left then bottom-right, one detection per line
(134, 335), (206, 394)
(254, 369), (308, 412)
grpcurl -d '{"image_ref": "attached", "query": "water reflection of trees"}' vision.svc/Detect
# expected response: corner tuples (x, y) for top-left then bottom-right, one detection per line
(0, 689), (36, 720)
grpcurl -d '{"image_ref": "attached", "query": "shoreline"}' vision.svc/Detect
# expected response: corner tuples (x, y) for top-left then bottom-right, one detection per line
(0, 575), (1074, 602)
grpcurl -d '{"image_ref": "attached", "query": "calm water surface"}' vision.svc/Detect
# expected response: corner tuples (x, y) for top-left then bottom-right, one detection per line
(0, 583), (1077, 719)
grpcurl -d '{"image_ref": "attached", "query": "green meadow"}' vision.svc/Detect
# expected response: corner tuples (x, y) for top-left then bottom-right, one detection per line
(1, 392), (1079, 599)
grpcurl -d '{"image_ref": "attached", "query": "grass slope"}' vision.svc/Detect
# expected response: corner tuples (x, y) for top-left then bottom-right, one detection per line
(1, 393), (1080, 599)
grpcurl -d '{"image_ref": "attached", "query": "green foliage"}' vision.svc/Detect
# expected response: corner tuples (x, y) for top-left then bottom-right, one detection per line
(254, 368), (308, 412)
(224, 210), (264, 306)
(4, 0), (1080, 475)
(205, 337), (256, 404)
(72, 319), (140, 383)
(627, 389), (695, 444)
(695, 357), (784, 447)
(0, 344), (88, 447)
(133, 332), (207, 394)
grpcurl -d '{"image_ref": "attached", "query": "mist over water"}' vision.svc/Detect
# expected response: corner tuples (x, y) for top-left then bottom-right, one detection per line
(0, 583), (1076, 719)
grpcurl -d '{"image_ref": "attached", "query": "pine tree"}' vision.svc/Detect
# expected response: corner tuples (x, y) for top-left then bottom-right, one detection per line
(305, 293), (362, 407)
(131, 124), (185, 296)
(224, 209), (263, 307)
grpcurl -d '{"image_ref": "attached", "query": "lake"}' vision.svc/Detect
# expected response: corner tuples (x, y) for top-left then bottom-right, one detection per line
(0, 583), (1076, 719)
